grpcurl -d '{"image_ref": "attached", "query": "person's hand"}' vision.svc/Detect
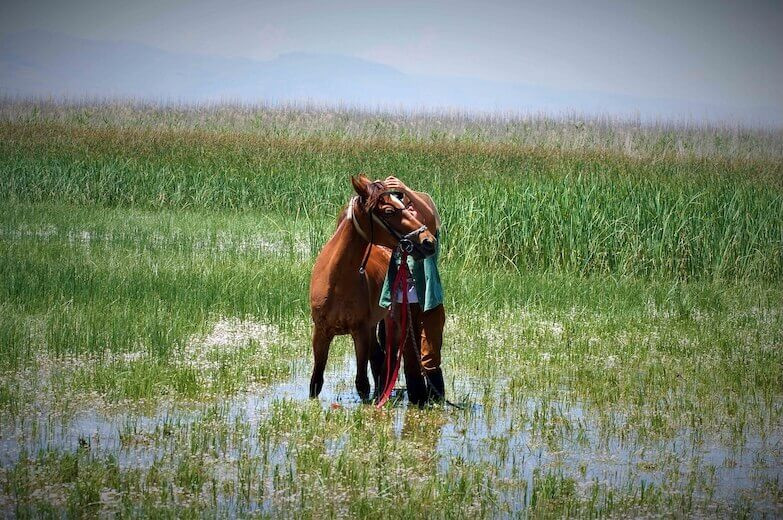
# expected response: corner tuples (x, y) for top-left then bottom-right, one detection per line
(384, 176), (409, 194)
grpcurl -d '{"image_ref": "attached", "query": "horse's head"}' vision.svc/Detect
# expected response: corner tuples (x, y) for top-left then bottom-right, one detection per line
(350, 174), (437, 260)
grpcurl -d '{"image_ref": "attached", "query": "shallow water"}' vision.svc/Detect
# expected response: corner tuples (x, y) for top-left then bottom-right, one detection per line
(2, 354), (782, 514)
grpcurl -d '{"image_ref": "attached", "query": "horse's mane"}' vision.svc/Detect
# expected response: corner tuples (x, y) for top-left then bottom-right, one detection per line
(336, 204), (348, 227)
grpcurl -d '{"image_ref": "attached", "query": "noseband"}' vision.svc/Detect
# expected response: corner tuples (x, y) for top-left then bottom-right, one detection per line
(347, 195), (429, 273)
(384, 222), (429, 254)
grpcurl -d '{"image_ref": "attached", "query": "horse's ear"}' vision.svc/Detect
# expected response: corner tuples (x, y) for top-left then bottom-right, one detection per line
(351, 174), (370, 198)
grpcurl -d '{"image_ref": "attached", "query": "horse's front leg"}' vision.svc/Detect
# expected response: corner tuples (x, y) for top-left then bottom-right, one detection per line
(310, 327), (334, 398)
(350, 327), (373, 402)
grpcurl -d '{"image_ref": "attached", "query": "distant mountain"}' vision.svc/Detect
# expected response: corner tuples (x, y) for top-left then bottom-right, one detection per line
(1, 30), (780, 126)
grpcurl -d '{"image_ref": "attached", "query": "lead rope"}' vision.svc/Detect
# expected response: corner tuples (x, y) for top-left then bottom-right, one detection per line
(375, 250), (410, 408)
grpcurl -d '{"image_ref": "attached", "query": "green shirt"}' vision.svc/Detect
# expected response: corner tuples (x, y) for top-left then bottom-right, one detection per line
(379, 231), (443, 311)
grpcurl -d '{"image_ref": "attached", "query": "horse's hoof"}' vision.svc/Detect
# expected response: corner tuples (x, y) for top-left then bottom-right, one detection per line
(309, 380), (323, 398)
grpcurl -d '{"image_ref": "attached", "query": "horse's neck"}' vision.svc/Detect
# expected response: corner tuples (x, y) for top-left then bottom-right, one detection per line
(326, 217), (368, 274)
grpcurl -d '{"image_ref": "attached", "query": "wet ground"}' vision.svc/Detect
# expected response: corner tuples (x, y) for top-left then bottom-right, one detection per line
(2, 353), (781, 515)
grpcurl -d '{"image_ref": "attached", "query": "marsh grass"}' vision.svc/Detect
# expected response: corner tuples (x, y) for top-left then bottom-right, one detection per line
(1, 121), (781, 279)
(0, 102), (782, 517)
(1, 202), (781, 516)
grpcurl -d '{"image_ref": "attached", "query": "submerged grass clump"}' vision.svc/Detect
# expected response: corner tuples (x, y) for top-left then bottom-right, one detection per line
(0, 101), (781, 517)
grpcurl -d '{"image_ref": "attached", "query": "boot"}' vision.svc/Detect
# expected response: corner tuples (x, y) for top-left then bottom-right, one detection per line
(406, 372), (429, 407)
(425, 368), (445, 403)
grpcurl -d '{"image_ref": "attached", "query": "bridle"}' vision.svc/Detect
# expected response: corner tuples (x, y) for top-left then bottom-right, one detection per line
(346, 193), (429, 273)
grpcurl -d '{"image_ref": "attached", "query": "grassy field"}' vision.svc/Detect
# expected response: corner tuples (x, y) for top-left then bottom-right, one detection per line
(0, 101), (782, 517)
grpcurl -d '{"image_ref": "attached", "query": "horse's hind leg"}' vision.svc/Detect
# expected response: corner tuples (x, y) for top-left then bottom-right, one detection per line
(350, 328), (373, 402)
(309, 327), (334, 398)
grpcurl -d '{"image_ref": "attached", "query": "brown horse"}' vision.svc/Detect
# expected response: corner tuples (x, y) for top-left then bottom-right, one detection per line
(309, 175), (437, 400)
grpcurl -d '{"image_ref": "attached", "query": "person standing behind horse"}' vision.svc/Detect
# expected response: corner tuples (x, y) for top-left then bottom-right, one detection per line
(380, 176), (446, 405)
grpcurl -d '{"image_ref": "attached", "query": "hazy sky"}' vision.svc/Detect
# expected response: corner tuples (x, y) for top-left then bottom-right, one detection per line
(2, 0), (781, 112)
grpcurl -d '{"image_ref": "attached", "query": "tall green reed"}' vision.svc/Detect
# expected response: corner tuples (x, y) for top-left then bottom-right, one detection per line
(2, 122), (780, 280)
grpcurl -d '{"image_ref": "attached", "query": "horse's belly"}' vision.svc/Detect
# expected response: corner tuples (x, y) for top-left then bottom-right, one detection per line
(311, 290), (385, 334)
(312, 298), (365, 327)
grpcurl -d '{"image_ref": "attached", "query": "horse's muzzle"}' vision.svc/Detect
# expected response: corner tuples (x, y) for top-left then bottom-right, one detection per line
(420, 236), (436, 256)
(407, 235), (437, 261)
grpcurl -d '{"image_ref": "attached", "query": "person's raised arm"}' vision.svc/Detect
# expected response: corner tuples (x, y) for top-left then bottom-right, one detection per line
(384, 176), (440, 232)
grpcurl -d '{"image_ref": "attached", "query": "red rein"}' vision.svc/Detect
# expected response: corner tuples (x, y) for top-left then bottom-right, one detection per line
(375, 252), (410, 408)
